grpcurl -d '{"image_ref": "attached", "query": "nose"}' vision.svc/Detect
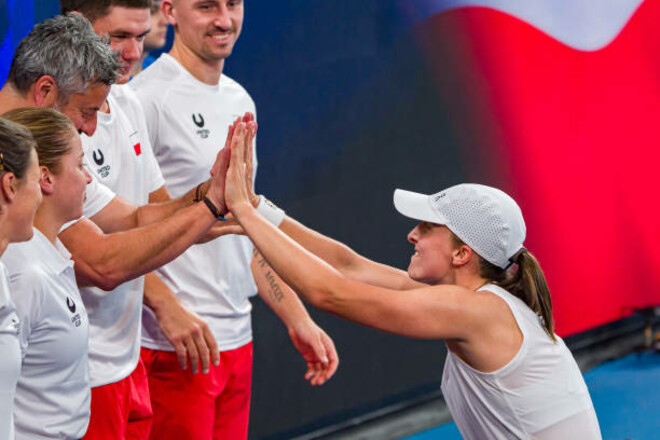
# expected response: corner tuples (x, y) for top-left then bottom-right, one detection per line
(80, 114), (98, 137)
(213, 4), (232, 29)
(407, 224), (420, 244)
(123, 39), (142, 62)
(83, 167), (93, 184)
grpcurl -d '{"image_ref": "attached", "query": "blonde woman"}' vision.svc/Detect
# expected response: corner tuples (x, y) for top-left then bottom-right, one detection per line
(2, 108), (92, 439)
(223, 124), (602, 440)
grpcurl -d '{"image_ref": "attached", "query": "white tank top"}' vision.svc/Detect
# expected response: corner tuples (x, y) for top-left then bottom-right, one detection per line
(441, 284), (602, 439)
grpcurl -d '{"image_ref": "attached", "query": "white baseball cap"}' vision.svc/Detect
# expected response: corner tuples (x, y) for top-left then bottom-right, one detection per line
(393, 183), (526, 269)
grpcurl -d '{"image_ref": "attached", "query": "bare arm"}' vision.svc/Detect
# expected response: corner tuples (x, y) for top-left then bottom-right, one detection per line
(251, 249), (338, 385)
(279, 216), (424, 290)
(226, 124), (482, 341)
(60, 144), (233, 290)
(61, 202), (219, 290)
(143, 273), (219, 374)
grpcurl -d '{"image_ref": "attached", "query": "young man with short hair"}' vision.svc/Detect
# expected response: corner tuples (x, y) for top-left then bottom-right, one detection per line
(131, 0), (339, 438)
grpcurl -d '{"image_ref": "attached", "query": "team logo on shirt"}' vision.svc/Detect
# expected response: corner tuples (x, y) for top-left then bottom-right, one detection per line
(66, 296), (76, 313)
(67, 296), (82, 327)
(192, 113), (210, 139)
(92, 148), (111, 178)
(92, 149), (104, 166)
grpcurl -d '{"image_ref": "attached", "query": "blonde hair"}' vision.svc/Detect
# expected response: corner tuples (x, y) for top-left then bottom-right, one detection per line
(2, 108), (77, 173)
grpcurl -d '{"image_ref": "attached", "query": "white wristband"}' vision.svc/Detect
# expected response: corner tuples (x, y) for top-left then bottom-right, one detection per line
(256, 195), (285, 227)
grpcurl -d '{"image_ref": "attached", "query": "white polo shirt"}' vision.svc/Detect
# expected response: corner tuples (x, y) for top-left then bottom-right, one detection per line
(0, 262), (20, 440)
(79, 84), (165, 387)
(3, 229), (90, 440)
(131, 54), (256, 352)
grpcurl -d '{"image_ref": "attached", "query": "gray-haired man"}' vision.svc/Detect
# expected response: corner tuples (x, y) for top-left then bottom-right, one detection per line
(0, 13), (118, 135)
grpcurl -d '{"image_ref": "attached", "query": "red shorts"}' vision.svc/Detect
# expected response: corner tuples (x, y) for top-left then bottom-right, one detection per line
(83, 358), (153, 440)
(141, 342), (253, 440)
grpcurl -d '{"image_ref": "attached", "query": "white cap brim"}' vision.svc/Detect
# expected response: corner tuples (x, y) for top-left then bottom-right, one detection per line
(393, 189), (448, 225)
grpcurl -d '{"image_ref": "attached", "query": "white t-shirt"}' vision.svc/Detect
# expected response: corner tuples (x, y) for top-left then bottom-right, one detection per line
(441, 284), (602, 440)
(79, 84), (165, 387)
(131, 54), (257, 351)
(2, 229), (90, 439)
(81, 159), (116, 220)
(0, 262), (20, 440)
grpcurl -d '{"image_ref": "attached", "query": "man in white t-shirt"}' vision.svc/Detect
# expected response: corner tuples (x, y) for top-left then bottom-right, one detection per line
(131, 1), (338, 438)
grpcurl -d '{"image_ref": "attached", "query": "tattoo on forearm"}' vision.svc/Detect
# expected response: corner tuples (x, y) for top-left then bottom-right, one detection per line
(264, 270), (284, 303)
(254, 249), (283, 302)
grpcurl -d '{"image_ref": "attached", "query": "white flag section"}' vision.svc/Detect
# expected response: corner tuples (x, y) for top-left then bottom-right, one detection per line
(400, 0), (646, 51)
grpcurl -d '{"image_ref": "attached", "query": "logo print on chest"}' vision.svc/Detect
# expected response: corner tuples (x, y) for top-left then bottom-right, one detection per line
(92, 148), (111, 178)
(67, 296), (82, 327)
(193, 113), (210, 139)
(66, 296), (76, 313)
(92, 149), (104, 166)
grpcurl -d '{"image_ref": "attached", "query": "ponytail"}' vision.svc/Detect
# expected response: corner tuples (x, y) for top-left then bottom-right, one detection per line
(496, 252), (556, 341)
(450, 232), (556, 340)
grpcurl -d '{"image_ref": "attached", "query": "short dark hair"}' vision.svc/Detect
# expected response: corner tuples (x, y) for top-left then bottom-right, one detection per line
(6, 13), (119, 105)
(0, 117), (37, 180)
(61, 0), (152, 23)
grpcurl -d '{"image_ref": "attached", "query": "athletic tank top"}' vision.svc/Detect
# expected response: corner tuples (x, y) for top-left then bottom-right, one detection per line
(441, 284), (601, 439)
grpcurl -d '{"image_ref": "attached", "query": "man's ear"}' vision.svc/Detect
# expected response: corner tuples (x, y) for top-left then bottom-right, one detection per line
(32, 75), (59, 108)
(162, 1), (177, 25)
(40, 166), (55, 196)
(452, 244), (474, 268)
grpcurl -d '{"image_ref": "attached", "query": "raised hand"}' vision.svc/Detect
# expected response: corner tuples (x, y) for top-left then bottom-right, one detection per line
(206, 112), (257, 214)
(224, 122), (253, 213)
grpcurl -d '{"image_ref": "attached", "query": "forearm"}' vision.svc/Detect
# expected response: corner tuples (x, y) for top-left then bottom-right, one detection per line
(236, 204), (344, 310)
(137, 182), (207, 226)
(62, 203), (217, 290)
(251, 249), (312, 328)
(143, 272), (181, 315)
(279, 215), (421, 290)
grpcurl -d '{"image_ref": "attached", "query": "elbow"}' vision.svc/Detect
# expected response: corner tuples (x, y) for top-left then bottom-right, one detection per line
(306, 282), (343, 313)
(76, 261), (130, 291)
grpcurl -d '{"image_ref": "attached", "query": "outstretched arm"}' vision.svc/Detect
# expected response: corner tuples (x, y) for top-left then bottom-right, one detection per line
(60, 145), (232, 291)
(225, 124), (482, 341)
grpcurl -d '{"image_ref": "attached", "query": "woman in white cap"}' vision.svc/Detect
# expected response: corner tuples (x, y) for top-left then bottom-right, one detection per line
(221, 124), (601, 440)
(0, 117), (41, 440)
(1, 108), (92, 439)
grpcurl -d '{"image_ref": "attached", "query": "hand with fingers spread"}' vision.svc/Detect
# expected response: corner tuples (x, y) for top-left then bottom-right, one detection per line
(288, 320), (339, 386)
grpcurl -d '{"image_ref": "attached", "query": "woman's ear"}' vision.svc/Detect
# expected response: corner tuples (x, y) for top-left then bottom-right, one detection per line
(39, 166), (55, 196)
(452, 244), (474, 268)
(0, 172), (18, 204)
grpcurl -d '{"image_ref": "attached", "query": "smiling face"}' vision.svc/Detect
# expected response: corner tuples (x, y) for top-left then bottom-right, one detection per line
(166, 0), (244, 65)
(406, 222), (460, 285)
(91, 5), (151, 83)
